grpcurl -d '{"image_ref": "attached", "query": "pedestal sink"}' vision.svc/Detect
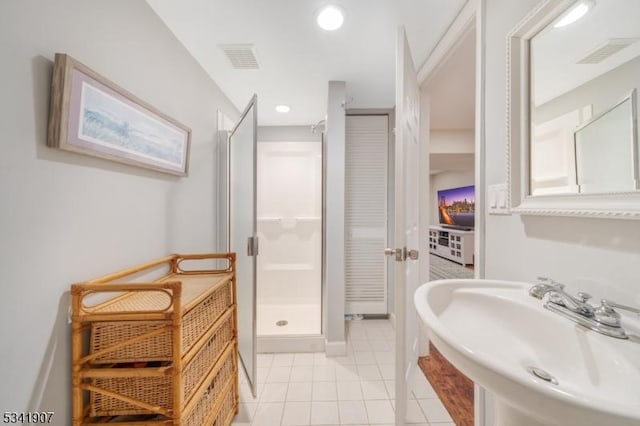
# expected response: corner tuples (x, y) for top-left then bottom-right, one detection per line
(414, 279), (640, 426)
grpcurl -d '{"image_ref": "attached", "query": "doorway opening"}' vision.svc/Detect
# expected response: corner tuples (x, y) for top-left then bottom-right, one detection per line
(419, 20), (477, 426)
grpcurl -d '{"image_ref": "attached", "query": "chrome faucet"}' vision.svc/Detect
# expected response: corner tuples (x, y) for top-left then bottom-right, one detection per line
(529, 277), (594, 316)
(548, 289), (595, 317)
(529, 277), (639, 339)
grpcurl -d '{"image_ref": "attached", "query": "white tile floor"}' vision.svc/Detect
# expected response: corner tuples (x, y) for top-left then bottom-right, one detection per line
(232, 319), (455, 426)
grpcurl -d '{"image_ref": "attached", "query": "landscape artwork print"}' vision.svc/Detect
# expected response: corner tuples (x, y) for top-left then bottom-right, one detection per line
(78, 82), (186, 169)
(47, 54), (191, 176)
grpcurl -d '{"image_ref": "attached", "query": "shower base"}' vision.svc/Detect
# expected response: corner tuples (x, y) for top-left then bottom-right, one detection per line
(257, 303), (321, 335)
(257, 303), (324, 353)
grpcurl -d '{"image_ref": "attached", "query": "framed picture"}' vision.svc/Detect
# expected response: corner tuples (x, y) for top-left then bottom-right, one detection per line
(47, 53), (191, 176)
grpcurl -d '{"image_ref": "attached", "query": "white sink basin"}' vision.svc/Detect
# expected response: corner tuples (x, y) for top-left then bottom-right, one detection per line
(414, 279), (640, 426)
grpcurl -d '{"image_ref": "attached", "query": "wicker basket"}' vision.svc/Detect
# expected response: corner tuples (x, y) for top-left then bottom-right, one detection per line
(89, 278), (233, 364)
(184, 357), (237, 426)
(90, 310), (235, 417)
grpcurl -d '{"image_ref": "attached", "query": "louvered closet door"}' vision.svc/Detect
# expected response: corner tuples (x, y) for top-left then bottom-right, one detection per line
(345, 115), (388, 314)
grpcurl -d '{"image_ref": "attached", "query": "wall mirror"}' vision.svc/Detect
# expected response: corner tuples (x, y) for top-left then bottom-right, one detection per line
(507, 0), (640, 218)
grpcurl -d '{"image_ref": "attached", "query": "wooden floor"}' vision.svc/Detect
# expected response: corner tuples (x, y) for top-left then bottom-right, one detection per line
(418, 343), (474, 426)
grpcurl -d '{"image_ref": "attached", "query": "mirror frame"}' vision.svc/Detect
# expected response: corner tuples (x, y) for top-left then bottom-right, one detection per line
(506, 0), (640, 219)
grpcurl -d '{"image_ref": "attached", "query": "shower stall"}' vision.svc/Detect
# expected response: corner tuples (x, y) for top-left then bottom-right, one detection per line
(256, 139), (323, 351)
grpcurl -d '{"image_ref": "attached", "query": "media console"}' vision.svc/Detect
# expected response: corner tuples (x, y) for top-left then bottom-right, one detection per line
(428, 225), (474, 266)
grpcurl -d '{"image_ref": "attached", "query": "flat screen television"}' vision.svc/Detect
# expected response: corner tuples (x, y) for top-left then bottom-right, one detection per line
(437, 185), (475, 229)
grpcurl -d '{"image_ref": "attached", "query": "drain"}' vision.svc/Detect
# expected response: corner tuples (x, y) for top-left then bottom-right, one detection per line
(276, 320), (288, 327)
(527, 367), (558, 385)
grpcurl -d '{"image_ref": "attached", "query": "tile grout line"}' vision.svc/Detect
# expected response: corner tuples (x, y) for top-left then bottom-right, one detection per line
(237, 319), (451, 426)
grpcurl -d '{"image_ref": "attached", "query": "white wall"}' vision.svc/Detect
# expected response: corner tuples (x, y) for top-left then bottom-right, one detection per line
(258, 125), (322, 143)
(324, 81), (347, 355)
(0, 0), (238, 420)
(430, 170), (475, 225)
(430, 129), (475, 153)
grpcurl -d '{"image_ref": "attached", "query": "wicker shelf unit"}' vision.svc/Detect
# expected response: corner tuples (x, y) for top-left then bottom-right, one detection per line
(71, 253), (238, 425)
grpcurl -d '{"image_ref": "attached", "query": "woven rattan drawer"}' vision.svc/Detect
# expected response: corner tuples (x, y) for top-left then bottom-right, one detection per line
(210, 383), (237, 426)
(90, 308), (235, 417)
(183, 353), (237, 426)
(89, 276), (233, 364)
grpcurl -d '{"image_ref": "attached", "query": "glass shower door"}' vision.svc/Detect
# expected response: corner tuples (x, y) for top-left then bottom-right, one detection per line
(229, 95), (258, 396)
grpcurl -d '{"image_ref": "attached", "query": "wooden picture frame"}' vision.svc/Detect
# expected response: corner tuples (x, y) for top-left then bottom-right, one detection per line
(47, 53), (191, 176)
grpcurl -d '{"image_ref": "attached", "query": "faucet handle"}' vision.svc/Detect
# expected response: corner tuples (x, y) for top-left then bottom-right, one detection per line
(601, 300), (640, 315)
(595, 300), (640, 327)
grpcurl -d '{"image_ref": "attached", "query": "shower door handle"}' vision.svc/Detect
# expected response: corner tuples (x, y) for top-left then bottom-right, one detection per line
(247, 236), (259, 257)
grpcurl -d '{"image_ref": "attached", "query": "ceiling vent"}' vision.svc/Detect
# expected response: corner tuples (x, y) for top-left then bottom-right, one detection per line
(219, 44), (259, 69)
(577, 38), (640, 64)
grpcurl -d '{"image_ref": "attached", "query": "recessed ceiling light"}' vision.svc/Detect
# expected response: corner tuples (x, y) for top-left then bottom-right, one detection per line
(317, 5), (344, 31)
(554, 0), (594, 28)
(275, 105), (291, 113)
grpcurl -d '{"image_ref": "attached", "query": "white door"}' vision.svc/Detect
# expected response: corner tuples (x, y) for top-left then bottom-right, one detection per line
(345, 115), (389, 315)
(392, 27), (421, 426)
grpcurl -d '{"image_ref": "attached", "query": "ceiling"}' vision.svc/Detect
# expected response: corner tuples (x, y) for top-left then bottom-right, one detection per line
(430, 153), (475, 175)
(426, 28), (475, 130)
(146, 0), (467, 126)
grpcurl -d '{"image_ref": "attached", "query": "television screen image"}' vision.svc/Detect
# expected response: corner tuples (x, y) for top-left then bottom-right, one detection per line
(437, 185), (475, 228)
